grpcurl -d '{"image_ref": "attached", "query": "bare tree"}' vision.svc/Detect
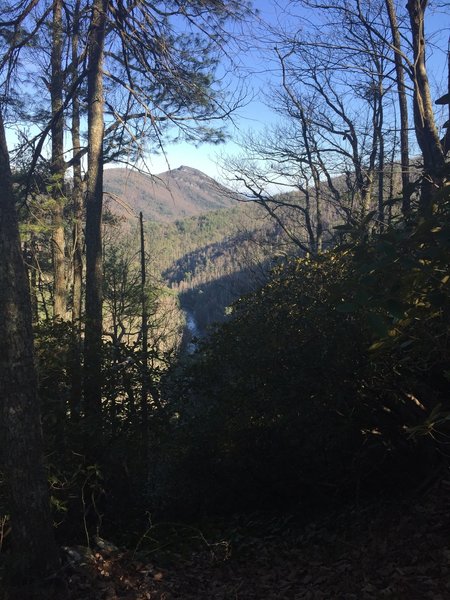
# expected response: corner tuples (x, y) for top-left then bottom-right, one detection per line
(226, 0), (448, 251)
(224, 0), (397, 249)
(405, 0), (447, 213)
(385, 0), (411, 214)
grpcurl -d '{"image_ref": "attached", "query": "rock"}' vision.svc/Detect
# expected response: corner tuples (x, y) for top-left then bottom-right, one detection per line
(94, 536), (120, 556)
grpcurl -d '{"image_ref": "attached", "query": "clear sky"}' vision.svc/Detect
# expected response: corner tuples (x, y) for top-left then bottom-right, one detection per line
(144, 0), (450, 182)
(5, 0), (449, 181)
(142, 0), (282, 179)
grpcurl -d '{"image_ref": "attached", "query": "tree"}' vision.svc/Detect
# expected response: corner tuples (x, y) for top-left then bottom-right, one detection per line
(226, 0), (448, 248)
(0, 1), (60, 580)
(69, 0), (84, 421)
(405, 0), (447, 213)
(82, 0), (251, 415)
(50, 0), (67, 320)
(83, 0), (108, 421)
(225, 0), (398, 249)
(1, 0), (251, 425)
(0, 109), (59, 580)
(295, 0), (448, 211)
(384, 0), (411, 215)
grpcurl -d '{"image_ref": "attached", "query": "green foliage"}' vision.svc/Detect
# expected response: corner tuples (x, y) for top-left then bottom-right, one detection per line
(159, 201), (450, 515)
(153, 205), (288, 334)
(32, 318), (173, 543)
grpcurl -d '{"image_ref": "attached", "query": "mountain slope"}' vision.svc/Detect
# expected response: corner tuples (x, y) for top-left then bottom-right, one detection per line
(104, 165), (235, 223)
(102, 165), (306, 336)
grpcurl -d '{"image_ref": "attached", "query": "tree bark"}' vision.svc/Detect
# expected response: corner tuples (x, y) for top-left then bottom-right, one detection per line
(71, 0), (83, 421)
(385, 0), (411, 215)
(51, 0), (67, 319)
(140, 212), (149, 439)
(406, 0), (446, 213)
(0, 112), (59, 580)
(378, 111), (385, 231)
(83, 0), (107, 421)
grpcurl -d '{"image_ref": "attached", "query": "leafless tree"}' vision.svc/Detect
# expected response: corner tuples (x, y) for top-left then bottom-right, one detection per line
(225, 0), (448, 251)
(224, 0), (398, 250)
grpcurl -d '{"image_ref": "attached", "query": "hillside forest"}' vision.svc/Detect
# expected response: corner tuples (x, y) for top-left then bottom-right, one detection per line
(0, 0), (450, 598)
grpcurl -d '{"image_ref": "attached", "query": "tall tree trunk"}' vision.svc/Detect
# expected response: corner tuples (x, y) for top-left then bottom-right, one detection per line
(83, 0), (107, 421)
(0, 112), (59, 580)
(375, 80), (385, 231)
(378, 118), (385, 231)
(385, 0), (411, 215)
(299, 106), (322, 253)
(71, 0), (83, 421)
(29, 240), (39, 322)
(51, 0), (67, 319)
(140, 212), (149, 440)
(406, 0), (446, 213)
(22, 240), (38, 322)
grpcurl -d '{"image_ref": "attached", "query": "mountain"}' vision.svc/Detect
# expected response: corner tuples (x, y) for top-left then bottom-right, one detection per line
(104, 165), (235, 223)
(102, 165), (301, 338)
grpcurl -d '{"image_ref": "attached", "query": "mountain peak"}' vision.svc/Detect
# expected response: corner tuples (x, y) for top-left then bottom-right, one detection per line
(104, 166), (234, 223)
(168, 165), (212, 178)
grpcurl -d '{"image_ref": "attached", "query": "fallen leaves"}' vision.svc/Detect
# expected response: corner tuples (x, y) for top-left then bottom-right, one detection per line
(12, 477), (450, 599)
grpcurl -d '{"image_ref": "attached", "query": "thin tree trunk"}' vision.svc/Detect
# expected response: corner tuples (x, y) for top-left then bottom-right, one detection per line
(378, 124), (385, 231)
(71, 0), (83, 421)
(84, 0), (107, 421)
(364, 83), (382, 221)
(37, 254), (50, 322)
(22, 240), (38, 322)
(299, 106), (322, 253)
(385, 0), (411, 215)
(376, 81), (385, 231)
(29, 242), (39, 322)
(51, 0), (67, 319)
(406, 0), (446, 213)
(140, 211), (149, 440)
(0, 111), (59, 581)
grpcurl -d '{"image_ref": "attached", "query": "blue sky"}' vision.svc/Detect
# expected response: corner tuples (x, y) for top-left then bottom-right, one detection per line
(145, 0), (450, 182)
(142, 0), (282, 178)
(5, 0), (449, 181)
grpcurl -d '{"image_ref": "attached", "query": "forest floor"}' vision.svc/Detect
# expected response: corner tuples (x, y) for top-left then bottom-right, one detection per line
(5, 475), (450, 600)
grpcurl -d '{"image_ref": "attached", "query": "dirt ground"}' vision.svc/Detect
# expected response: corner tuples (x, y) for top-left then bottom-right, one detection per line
(4, 477), (450, 599)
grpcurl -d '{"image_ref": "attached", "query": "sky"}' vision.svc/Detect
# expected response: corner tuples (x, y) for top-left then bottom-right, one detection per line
(5, 0), (449, 182)
(143, 0), (450, 183)
(140, 0), (283, 180)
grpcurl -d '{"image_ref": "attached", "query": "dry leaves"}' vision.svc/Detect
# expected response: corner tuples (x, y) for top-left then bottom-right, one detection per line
(26, 478), (450, 600)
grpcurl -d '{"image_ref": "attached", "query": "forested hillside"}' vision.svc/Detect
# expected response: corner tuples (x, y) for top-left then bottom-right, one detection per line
(104, 168), (300, 336)
(142, 206), (292, 335)
(0, 0), (449, 598)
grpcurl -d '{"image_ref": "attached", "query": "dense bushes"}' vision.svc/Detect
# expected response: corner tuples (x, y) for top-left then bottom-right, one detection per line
(27, 321), (169, 543)
(160, 203), (450, 515)
(7, 201), (447, 547)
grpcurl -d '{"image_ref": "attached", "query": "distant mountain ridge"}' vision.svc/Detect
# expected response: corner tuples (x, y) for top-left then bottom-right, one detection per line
(104, 165), (235, 223)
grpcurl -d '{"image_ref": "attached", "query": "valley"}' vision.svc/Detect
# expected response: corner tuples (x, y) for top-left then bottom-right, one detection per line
(2, 0), (449, 595)
(104, 166), (293, 339)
